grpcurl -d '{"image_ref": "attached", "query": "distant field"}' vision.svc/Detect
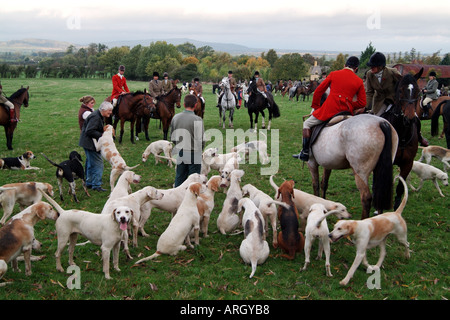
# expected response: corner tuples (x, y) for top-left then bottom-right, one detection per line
(0, 78), (448, 301)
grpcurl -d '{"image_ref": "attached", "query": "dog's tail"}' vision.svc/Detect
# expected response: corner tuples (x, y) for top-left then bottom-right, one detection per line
(269, 175), (279, 195)
(315, 209), (343, 228)
(39, 190), (64, 216)
(125, 164), (141, 170)
(41, 153), (63, 170)
(249, 259), (258, 279)
(394, 175), (408, 215)
(266, 200), (291, 210)
(134, 251), (162, 265)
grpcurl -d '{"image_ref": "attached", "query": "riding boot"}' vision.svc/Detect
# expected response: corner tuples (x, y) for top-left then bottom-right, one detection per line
(9, 108), (17, 122)
(423, 103), (431, 118)
(292, 128), (311, 161)
(216, 95), (222, 108)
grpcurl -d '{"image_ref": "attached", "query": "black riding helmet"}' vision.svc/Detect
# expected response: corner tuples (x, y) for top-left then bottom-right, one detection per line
(367, 52), (386, 68)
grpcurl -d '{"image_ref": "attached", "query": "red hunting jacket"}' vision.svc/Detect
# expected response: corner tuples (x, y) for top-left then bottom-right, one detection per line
(311, 68), (366, 121)
(111, 74), (130, 99)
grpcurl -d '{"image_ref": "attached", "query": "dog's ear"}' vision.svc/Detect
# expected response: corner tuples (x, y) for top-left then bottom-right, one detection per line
(31, 202), (47, 220)
(111, 208), (117, 221)
(190, 183), (201, 196)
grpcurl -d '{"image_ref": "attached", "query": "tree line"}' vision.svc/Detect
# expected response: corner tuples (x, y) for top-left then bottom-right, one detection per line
(1, 41), (449, 83)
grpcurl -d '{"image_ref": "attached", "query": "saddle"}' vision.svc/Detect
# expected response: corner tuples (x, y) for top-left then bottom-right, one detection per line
(310, 112), (352, 148)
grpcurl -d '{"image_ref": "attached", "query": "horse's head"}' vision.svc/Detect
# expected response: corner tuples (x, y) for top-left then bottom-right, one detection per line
(173, 87), (182, 108)
(9, 87), (29, 107)
(142, 89), (156, 114)
(219, 77), (229, 88)
(395, 68), (423, 120)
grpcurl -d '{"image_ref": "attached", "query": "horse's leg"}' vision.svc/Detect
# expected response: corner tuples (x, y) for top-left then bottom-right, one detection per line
(119, 119), (125, 144)
(249, 111), (254, 131)
(144, 117), (150, 141)
(320, 168), (332, 199)
(352, 170), (372, 219)
(5, 126), (13, 150)
(260, 111), (266, 129)
(130, 119), (135, 144)
(229, 108), (234, 128)
(268, 111), (272, 131)
(307, 162), (321, 196)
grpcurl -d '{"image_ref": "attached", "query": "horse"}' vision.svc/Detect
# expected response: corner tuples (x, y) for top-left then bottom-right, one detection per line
(431, 100), (450, 148)
(0, 87), (29, 150)
(307, 114), (398, 220)
(416, 94), (450, 120)
(381, 68), (423, 209)
(218, 77), (236, 129)
(246, 79), (280, 131)
(189, 86), (205, 118)
(108, 91), (155, 144)
(139, 87), (182, 141)
(273, 80), (285, 96)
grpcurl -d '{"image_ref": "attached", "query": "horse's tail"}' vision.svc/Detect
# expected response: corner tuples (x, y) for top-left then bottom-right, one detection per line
(431, 100), (446, 136)
(372, 121), (394, 211)
(271, 101), (281, 118)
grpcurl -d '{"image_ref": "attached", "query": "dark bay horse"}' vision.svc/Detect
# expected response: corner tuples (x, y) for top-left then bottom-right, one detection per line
(246, 80), (280, 131)
(0, 87), (29, 150)
(307, 114), (398, 219)
(381, 68), (423, 209)
(108, 91), (154, 144)
(431, 100), (450, 148)
(139, 87), (181, 141)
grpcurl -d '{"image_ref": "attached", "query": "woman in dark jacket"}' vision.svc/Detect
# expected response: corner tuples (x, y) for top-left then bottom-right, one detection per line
(79, 101), (113, 192)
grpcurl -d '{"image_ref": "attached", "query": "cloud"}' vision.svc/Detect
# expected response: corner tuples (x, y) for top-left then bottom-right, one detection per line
(1, 1), (449, 54)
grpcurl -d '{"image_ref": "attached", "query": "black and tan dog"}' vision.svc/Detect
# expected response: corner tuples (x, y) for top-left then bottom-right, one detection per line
(276, 180), (305, 260)
(0, 151), (39, 170)
(41, 151), (90, 202)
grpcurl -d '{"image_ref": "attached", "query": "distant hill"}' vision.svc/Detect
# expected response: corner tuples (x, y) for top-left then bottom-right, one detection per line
(0, 37), (354, 59)
(0, 38), (74, 53)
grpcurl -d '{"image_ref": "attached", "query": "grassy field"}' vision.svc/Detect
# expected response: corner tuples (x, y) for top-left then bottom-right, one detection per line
(0, 78), (448, 302)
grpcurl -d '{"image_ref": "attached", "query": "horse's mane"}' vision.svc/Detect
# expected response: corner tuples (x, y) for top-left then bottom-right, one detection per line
(8, 88), (28, 100)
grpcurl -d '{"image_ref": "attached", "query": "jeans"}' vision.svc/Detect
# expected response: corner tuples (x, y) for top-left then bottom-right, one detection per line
(174, 150), (202, 187)
(84, 148), (104, 189)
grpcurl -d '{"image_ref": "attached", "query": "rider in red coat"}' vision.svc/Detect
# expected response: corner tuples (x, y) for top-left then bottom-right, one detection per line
(111, 65), (130, 107)
(293, 56), (366, 161)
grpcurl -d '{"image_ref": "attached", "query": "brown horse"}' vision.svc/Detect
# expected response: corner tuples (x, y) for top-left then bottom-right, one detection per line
(139, 87), (182, 141)
(108, 91), (155, 144)
(189, 86), (205, 118)
(0, 87), (29, 150)
(431, 100), (450, 148)
(416, 95), (450, 120)
(381, 68), (423, 210)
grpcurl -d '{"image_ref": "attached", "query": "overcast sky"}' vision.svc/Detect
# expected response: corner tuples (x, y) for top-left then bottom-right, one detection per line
(1, 0), (449, 54)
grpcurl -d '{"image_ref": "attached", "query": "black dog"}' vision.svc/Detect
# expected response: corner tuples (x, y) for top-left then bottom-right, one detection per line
(42, 151), (90, 202)
(0, 151), (39, 170)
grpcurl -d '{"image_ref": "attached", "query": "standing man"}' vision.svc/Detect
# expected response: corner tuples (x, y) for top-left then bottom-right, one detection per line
(79, 101), (113, 192)
(111, 65), (130, 109)
(149, 71), (163, 105)
(421, 71), (439, 118)
(293, 56), (366, 161)
(0, 82), (17, 122)
(161, 72), (173, 95)
(170, 94), (205, 187)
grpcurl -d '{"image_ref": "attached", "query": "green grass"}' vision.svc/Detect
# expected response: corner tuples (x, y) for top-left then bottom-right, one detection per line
(0, 78), (448, 301)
